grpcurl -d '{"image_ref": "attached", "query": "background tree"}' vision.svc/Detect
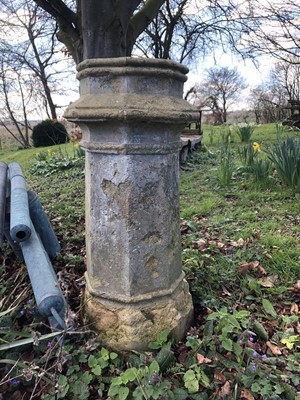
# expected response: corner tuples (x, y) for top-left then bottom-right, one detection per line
(239, 0), (300, 63)
(249, 85), (287, 124)
(0, 63), (34, 148)
(0, 0), (76, 120)
(135, 0), (257, 65)
(187, 66), (246, 124)
(249, 58), (299, 124)
(270, 58), (300, 101)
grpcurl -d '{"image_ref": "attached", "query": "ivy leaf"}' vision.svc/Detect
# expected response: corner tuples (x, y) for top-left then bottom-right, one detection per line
(110, 352), (118, 360)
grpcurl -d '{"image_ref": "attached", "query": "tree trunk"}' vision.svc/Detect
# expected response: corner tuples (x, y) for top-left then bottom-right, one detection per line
(81, 0), (126, 59)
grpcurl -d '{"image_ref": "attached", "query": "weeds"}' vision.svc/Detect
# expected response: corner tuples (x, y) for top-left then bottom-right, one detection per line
(29, 144), (85, 176)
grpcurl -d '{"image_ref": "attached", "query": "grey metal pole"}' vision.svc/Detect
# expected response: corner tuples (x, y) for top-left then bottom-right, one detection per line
(9, 162), (31, 242)
(0, 162), (7, 249)
(20, 221), (65, 319)
(28, 190), (61, 259)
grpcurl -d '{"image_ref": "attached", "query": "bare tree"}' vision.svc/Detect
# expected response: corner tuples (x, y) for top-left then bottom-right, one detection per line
(0, 64), (35, 148)
(189, 67), (246, 124)
(249, 86), (285, 124)
(270, 58), (300, 101)
(0, 0), (76, 120)
(30, 0), (300, 72)
(239, 0), (300, 63)
(249, 58), (300, 124)
(134, 0), (257, 65)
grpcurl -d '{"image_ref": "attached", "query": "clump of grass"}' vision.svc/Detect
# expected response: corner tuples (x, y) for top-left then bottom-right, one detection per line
(265, 136), (300, 191)
(219, 134), (234, 187)
(238, 141), (257, 166)
(237, 141), (271, 183)
(235, 123), (255, 143)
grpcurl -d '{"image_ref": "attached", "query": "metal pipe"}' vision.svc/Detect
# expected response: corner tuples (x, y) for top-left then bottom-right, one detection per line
(9, 162), (31, 242)
(28, 190), (61, 259)
(4, 213), (24, 261)
(0, 162), (7, 249)
(20, 220), (65, 318)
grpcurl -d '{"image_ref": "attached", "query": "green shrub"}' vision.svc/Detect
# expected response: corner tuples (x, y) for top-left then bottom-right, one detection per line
(32, 119), (69, 147)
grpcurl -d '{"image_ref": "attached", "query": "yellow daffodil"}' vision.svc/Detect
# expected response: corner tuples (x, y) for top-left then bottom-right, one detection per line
(253, 142), (261, 152)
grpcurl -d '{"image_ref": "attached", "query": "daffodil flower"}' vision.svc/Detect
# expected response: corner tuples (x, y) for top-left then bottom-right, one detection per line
(253, 142), (261, 152)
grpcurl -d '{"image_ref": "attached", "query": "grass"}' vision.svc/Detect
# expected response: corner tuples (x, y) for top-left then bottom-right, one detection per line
(0, 123), (300, 399)
(202, 122), (299, 148)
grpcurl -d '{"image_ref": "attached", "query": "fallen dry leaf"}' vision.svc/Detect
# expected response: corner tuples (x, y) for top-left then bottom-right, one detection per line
(214, 371), (226, 383)
(241, 388), (255, 400)
(288, 280), (300, 292)
(238, 261), (266, 275)
(266, 341), (282, 355)
(264, 253), (273, 259)
(192, 239), (207, 250)
(258, 277), (274, 287)
(247, 340), (256, 349)
(196, 353), (212, 364)
(294, 281), (300, 289)
(221, 286), (232, 296)
(229, 238), (245, 247)
(237, 238), (245, 246)
(220, 381), (231, 396)
(253, 230), (261, 239)
(290, 303), (299, 315)
(214, 381), (232, 399)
